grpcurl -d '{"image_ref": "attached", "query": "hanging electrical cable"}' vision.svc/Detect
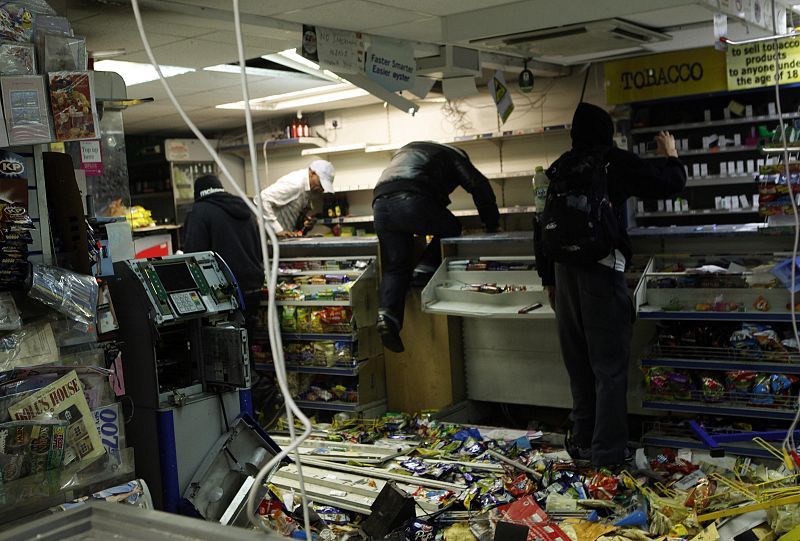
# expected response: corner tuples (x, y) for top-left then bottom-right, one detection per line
(231, 0), (313, 534)
(763, 0), (800, 457)
(128, 0), (314, 536)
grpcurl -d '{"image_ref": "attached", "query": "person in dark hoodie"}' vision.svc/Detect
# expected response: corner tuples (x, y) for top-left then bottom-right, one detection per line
(183, 175), (264, 338)
(373, 142), (501, 353)
(534, 103), (686, 468)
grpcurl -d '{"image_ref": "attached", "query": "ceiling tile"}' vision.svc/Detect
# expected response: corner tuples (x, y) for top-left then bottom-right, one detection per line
(197, 30), (295, 54)
(368, 17), (443, 42)
(75, 24), (183, 56)
(366, 0), (522, 17)
(167, 0), (332, 17)
(277, 1), (423, 32)
(119, 38), (268, 69)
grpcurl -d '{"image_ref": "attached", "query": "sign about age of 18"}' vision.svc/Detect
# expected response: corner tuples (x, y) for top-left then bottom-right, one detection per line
(726, 36), (800, 91)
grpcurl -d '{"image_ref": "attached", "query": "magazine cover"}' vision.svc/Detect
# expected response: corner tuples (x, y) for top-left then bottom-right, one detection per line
(0, 114), (8, 148)
(8, 369), (105, 465)
(48, 71), (97, 141)
(0, 419), (67, 484)
(42, 34), (87, 72)
(0, 41), (35, 75)
(0, 75), (54, 146)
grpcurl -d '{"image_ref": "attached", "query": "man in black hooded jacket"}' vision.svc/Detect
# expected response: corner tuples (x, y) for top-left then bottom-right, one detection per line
(184, 175), (264, 338)
(534, 103), (686, 467)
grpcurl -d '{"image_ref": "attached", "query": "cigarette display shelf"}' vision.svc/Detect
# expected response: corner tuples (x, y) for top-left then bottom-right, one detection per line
(635, 208), (759, 219)
(625, 92), (795, 229)
(630, 112), (800, 135)
(255, 256), (385, 418)
(686, 175), (755, 187)
(639, 145), (758, 159)
(421, 256), (552, 319)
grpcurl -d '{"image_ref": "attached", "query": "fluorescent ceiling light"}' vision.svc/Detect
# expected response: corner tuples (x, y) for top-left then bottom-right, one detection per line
(94, 60), (194, 86)
(217, 83), (369, 111)
(262, 49), (345, 83)
(204, 64), (277, 77)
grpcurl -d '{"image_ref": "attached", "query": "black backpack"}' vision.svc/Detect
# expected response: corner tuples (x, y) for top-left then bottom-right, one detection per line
(540, 147), (619, 264)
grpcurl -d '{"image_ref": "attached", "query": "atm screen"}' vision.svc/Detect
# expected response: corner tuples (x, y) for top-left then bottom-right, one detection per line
(154, 262), (197, 292)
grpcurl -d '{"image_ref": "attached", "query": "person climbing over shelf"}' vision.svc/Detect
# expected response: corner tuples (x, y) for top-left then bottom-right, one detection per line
(372, 141), (501, 353)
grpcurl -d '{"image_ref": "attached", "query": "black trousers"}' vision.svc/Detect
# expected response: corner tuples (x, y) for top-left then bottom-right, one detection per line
(554, 262), (633, 466)
(374, 192), (461, 328)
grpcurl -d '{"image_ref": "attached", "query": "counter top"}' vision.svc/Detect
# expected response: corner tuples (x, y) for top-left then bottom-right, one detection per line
(132, 224), (182, 233)
(628, 223), (766, 237)
(441, 231), (533, 244)
(275, 235), (379, 249)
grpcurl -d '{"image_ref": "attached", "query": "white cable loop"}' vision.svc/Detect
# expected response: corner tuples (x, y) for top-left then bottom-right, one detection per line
(766, 0), (800, 453)
(129, 0), (313, 535)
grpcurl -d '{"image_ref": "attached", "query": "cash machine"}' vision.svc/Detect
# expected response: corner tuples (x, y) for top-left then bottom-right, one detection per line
(109, 251), (252, 511)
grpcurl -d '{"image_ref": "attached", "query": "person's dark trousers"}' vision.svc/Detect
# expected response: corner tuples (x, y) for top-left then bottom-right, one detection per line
(554, 262), (633, 466)
(373, 192), (461, 329)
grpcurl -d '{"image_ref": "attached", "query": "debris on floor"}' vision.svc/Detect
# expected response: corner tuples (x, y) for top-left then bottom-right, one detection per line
(250, 413), (800, 541)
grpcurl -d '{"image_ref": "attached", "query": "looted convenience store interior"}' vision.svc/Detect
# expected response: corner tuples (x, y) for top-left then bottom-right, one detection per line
(5, 1), (800, 540)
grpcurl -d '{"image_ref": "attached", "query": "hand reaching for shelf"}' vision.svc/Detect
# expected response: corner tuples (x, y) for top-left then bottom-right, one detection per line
(655, 130), (679, 158)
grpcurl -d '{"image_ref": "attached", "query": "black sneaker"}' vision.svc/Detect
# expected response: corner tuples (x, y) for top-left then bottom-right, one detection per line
(595, 448), (637, 473)
(377, 315), (404, 353)
(564, 430), (591, 462)
(410, 270), (434, 287)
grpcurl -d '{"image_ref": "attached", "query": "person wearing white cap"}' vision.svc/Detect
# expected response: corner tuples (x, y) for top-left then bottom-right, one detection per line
(256, 159), (335, 238)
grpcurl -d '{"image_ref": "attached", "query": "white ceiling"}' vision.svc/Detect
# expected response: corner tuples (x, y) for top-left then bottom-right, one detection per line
(62, 0), (769, 135)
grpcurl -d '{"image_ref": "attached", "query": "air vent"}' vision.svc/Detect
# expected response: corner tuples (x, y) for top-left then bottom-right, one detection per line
(472, 18), (670, 60)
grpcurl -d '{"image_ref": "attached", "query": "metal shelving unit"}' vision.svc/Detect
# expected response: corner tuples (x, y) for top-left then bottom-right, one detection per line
(421, 256), (551, 319)
(294, 398), (387, 413)
(254, 256), (385, 417)
(639, 145), (757, 159)
(686, 175), (754, 187)
(635, 207), (758, 219)
(219, 137), (325, 154)
(642, 399), (796, 421)
(630, 112), (800, 134)
(635, 254), (800, 454)
(254, 362), (361, 376)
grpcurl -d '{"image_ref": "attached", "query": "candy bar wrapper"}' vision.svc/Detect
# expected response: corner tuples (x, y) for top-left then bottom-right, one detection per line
(48, 71), (98, 141)
(1, 75), (53, 145)
(0, 175), (32, 229)
(0, 419), (67, 484)
(0, 41), (34, 75)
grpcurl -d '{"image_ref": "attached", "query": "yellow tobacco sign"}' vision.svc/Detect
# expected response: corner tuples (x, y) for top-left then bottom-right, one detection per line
(605, 47), (727, 104)
(727, 35), (800, 90)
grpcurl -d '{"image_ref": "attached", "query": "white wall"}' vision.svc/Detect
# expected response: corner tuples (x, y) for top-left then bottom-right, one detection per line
(241, 65), (607, 218)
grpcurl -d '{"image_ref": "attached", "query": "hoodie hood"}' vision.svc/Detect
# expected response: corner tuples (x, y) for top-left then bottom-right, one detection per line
(199, 192), (253, 220)
(570, 102), (614, 149)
